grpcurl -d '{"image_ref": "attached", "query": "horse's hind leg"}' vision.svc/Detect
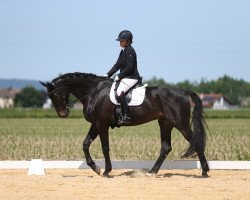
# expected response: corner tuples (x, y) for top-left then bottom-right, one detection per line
(197, 150), (209, 177)
(148, 119), (173, 174)
(83, 124), (100, 175)
(181, 126), (209, 177)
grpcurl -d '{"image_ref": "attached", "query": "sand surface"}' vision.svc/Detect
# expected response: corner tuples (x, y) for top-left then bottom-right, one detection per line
(0, 169), (249, 200)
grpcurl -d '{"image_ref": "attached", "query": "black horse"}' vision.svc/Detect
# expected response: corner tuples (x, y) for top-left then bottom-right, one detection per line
(40, 72), (209, 177)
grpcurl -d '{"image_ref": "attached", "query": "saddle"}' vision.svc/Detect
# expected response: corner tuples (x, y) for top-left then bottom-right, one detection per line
(109, 79), (147, 129)
(109, 81), (147, 106)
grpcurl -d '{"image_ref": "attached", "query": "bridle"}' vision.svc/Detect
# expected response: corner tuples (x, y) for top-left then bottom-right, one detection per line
(48, 82), (111, 111)
(47, 85), (70, 112)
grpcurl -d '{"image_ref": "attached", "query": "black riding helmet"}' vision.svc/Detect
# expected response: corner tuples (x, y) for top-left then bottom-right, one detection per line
(116, 30), (133, 42)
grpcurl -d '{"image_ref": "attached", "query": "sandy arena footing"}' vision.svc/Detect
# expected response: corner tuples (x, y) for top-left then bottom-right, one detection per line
(0, 169), (249, 200)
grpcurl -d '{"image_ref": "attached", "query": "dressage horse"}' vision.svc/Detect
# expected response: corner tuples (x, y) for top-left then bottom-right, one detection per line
(40, 72), (209, 177)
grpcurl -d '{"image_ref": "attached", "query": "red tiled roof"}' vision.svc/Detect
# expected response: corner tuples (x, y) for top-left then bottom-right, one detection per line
(199, 93), (234, 106)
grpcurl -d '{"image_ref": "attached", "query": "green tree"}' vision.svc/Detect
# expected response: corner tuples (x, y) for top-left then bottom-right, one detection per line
(175, 80), (195, 91)
(144, 76), (170, 87)
(208, 75), (250, 104)
(14, 86), (46, 107)
(144, 75), (250, 105)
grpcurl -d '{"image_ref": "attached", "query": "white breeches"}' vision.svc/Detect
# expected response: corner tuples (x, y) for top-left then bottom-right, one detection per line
(116, 78), (138, 96)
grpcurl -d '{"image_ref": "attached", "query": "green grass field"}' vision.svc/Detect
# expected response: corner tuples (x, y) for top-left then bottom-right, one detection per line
(0, 118), (249, 161)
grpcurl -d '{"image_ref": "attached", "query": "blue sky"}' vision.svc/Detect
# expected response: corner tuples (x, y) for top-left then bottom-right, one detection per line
(0, 0), (250, 83)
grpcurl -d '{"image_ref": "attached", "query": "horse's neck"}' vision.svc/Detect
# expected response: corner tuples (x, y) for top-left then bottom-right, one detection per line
(68, 79), (100, 100)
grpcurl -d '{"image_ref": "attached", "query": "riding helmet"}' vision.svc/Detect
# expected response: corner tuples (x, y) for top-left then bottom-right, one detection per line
(116, 30), (133, 42)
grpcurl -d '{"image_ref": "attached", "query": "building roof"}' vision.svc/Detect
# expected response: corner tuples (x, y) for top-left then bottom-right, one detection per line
(0, 88), (20, 99)
(199, 93), (235, 107)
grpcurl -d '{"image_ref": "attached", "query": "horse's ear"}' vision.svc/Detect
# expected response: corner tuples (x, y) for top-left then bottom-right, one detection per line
(39, 81), (48, 87)
(47, 82), (54, 89)
(39, 81), (54, 90)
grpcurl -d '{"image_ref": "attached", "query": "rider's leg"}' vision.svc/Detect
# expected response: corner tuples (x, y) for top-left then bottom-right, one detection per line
(118, 91), (131, 124)
(116, 78), (138, 124)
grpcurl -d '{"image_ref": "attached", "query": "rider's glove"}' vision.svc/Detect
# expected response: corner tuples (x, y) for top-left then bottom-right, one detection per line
(114, 76), (120, 81)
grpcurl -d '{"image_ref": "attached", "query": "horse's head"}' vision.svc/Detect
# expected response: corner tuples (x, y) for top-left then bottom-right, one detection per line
(40, 81), (70, 118)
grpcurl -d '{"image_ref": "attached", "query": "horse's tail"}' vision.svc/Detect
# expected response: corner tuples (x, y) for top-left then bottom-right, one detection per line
(182, 91), (207, 158)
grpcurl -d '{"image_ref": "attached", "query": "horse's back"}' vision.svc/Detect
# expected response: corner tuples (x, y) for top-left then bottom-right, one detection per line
(146, 86), (191, 118)
(145, 86), (190, 104)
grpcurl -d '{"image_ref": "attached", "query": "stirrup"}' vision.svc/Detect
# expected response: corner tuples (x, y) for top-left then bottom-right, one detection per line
(118, 114), (131, 125)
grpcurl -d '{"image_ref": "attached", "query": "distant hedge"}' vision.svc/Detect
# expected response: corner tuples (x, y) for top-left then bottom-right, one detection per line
(0, 108), (250, 119)
(0, 108), (82, 118)
(204, 109), (250, 119)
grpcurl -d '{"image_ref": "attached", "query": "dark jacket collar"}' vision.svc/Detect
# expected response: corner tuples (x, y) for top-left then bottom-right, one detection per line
(125, 44), (131, 49)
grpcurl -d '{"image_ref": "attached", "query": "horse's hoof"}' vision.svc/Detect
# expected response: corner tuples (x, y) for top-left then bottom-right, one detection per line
(202, 172), (209, 178)
(146, 172), (156, 177)
(93, 166), (101, 175)
(102, 171), (110, 178)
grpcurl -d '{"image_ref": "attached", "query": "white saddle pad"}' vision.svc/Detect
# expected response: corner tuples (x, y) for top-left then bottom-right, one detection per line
(109, 82), (147, 106)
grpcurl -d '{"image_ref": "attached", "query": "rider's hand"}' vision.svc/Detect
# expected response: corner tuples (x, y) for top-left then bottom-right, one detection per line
(114, 76), (120, 81)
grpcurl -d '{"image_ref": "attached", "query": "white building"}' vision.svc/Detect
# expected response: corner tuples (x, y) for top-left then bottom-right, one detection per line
(199, 93), (239, 110)
(43, 98), (52, 109)
(0, 88), (20, 108)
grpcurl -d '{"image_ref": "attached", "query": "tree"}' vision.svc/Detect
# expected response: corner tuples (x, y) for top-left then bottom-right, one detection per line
(144, 76), (170, 87)
(209, 75), (250, 104)
(14, 86), (46, 107)
(144, 75), (250, 105)
(175, 80), (195, 91)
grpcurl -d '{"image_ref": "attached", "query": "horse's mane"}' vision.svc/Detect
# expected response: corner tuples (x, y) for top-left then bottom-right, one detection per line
(52, 72), (108, 83)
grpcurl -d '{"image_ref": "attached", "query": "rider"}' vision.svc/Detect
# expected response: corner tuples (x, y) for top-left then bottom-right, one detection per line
(105, 30), (141, 124)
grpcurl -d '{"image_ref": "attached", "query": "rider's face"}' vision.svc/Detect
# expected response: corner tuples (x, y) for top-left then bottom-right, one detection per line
(119, 40), (128, 48)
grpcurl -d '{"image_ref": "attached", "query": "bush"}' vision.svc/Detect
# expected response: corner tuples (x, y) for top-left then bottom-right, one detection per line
(14, 86), (46, 108)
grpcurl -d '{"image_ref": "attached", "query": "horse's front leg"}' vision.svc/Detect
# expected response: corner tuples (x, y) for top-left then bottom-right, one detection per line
(97, 124), (112, 177)
(83, 124), (100, 175)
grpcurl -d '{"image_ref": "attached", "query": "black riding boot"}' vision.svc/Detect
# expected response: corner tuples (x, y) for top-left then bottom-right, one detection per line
(118, 92), (131, 125)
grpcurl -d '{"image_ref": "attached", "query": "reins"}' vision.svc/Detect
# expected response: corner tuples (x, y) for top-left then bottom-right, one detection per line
(49, 82), (111, 110)
(67, 82), (111, 107)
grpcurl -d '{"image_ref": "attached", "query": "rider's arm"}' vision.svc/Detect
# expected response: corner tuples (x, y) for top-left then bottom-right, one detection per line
(118, 48), (135, 79)
(107, 50), (123, 78)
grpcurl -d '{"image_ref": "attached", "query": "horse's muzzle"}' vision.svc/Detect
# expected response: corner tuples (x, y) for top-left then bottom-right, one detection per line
(57, 109), (69, 118)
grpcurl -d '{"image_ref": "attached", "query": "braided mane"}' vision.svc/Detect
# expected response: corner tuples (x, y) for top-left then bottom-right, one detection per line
(52, 72), (107, 83)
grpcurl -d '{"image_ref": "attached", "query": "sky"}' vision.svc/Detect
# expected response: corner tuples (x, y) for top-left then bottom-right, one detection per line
(0, 0), (250, 83)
